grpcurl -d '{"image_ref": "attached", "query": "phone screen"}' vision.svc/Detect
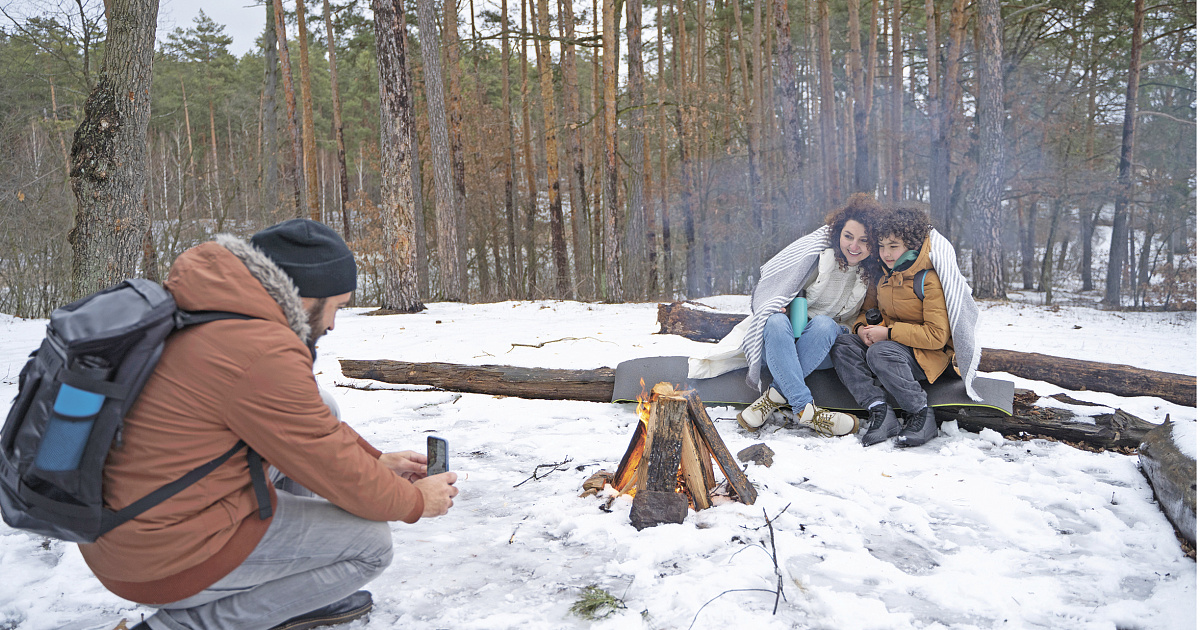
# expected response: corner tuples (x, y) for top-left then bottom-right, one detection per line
(427, 436), (449, 476)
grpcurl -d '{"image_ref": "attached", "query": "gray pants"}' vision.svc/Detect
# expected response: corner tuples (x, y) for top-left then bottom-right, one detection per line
(145, 487), (393, 630)
(830, 334), (928, 414)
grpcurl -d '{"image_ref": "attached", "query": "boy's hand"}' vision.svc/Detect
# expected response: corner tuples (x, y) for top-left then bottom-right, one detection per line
(860, 325), (889, 346)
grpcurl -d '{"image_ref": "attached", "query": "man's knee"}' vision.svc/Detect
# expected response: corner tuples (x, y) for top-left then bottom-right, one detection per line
(360, 520), (395, 577)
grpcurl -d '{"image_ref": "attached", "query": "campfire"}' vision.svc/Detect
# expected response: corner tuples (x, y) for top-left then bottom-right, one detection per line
(586, 382), (756, 529)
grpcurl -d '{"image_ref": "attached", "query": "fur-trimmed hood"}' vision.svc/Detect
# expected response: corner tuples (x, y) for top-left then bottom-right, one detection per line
(164, 235), (312, 346)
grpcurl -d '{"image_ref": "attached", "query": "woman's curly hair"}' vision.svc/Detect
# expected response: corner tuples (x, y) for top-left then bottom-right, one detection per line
(824, 193), (883, 283)
(876, 204), (932, 252)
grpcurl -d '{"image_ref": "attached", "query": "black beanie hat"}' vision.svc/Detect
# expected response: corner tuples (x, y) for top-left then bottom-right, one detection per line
(251, 219), (357, 298)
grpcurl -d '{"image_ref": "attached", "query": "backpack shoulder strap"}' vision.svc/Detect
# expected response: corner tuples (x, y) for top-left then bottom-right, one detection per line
(100, 440), (273, 536)
(174, 310), (257, 329)
(914, 269), (930, 301)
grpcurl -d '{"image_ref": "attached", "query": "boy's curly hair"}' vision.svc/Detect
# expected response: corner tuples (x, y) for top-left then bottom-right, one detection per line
(877, 204), (932, 252)
(824, 193), (883, 282)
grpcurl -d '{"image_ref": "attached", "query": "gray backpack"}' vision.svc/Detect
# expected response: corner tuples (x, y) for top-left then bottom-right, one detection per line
(0, 279), (271, 542)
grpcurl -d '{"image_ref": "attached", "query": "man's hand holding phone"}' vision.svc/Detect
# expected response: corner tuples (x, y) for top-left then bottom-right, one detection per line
(413, 436), (456, 517)
(379, 451), (427, 481)
(413, 471), (458, 517)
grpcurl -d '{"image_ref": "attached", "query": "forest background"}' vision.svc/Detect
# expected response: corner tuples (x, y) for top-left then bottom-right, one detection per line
(0, 0), (1194, 316)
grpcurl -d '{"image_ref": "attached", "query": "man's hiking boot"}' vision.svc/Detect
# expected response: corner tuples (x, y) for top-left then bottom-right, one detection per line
(861, 404), (900, 446)
(771, 403), (859, 437)
(737, 387), (788, 431)
(270, 590), (373, 630)
(894, 406), (938, 447)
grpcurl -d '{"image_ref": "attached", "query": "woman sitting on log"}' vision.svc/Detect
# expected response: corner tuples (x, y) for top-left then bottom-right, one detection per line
(830, 204), (982, 448)
(690, 194), (883, 436)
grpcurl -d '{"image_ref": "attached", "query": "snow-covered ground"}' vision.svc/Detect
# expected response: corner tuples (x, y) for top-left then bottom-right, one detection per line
(0, 297), (1195, 630)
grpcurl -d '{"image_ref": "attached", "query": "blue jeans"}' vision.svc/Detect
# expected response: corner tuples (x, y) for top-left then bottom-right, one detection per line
(763, 312), (842, 408)
(145, 489), (394, 630)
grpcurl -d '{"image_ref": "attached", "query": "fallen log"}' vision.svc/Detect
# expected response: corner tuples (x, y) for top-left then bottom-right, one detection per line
(655, 302), (1196, 407)
(339, 359), (1158, 451)
(339, 359), (614, 402)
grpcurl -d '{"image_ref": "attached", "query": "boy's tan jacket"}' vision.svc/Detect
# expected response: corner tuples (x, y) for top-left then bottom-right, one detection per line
(79, 238), (423, 605)
(854, 236), (956, 383)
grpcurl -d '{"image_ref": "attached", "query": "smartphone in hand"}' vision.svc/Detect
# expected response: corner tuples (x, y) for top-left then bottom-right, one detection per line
(427, 436), (449, 476)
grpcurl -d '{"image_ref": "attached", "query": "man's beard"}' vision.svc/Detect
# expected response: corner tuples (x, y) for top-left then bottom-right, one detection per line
(305, 297), (329, 356)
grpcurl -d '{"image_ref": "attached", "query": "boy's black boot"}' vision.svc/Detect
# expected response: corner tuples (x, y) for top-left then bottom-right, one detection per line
(860, 404), (900, 447)
(894, 406), (938, 447)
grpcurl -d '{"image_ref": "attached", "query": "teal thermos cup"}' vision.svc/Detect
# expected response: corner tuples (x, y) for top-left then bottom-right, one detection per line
(788, 297), (808, 338)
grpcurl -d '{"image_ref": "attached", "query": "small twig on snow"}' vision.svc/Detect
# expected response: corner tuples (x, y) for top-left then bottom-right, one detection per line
(513, 457), (574, 487)
(686, 589), (780, 630)
(415, 394), (463, 410)
(506, 336), (614, 352)
(509, 515), (530, 544)
(763, 507), (788, 614)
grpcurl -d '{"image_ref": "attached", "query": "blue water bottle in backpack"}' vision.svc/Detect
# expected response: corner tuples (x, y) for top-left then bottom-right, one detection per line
(34, 356), (111, 471)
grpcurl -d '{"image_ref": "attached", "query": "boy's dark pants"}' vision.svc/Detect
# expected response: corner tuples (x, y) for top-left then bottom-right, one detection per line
(830, 334), (928, 413)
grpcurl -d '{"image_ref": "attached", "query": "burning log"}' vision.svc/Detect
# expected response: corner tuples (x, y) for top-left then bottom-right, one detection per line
(655, 301), (1196, 407)
(613, 383), (756, 529)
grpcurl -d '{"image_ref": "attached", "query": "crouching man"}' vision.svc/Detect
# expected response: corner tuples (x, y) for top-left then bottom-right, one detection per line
(79, 219), (458, 629)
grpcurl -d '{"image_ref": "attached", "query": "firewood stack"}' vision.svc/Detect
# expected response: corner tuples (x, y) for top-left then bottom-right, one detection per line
(611, 382), (756, 530)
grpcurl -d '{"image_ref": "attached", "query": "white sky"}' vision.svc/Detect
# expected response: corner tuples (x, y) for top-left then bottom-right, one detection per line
(158, 0), (268, 57)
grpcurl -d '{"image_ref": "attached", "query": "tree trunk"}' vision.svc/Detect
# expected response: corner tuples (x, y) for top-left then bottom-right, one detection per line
(602, 0), (623, 301)
(846, 0), (867, 193)
(207, 99), (224, 227)
(675, 0), (697, 297)
(889, 0), (902, 201)
(1081, 206), (1098, 292)
(932, 0), (968, 237)
(323, 0), (352, 237)
(416, 0), (464, 300)
(262, 1), (280, 215)
(520, 0), (538, 297)
(373, 0), (424, 312)
(625, 0), (648, 299)
(444, 0), (470, 294)
(559, 0), (593, 298)
(400, 9), (428, 300)
(1104, 0), (1143, 308)
(502, 0), (519, 296)
(295, 0), (320, 221)
(534, 0), (573, 298)
(1019, 199), (1037, 290)
(772, 0), (804, 220)
(68, 0), (160, 299)
(1039, 198), (1062, 303)
(816, 0), (839, 209)
(272, 0), (305, 214)
(734, 0), (763, 258)
(656, 0), (673, 297)
(969, 0), (1005, 299)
